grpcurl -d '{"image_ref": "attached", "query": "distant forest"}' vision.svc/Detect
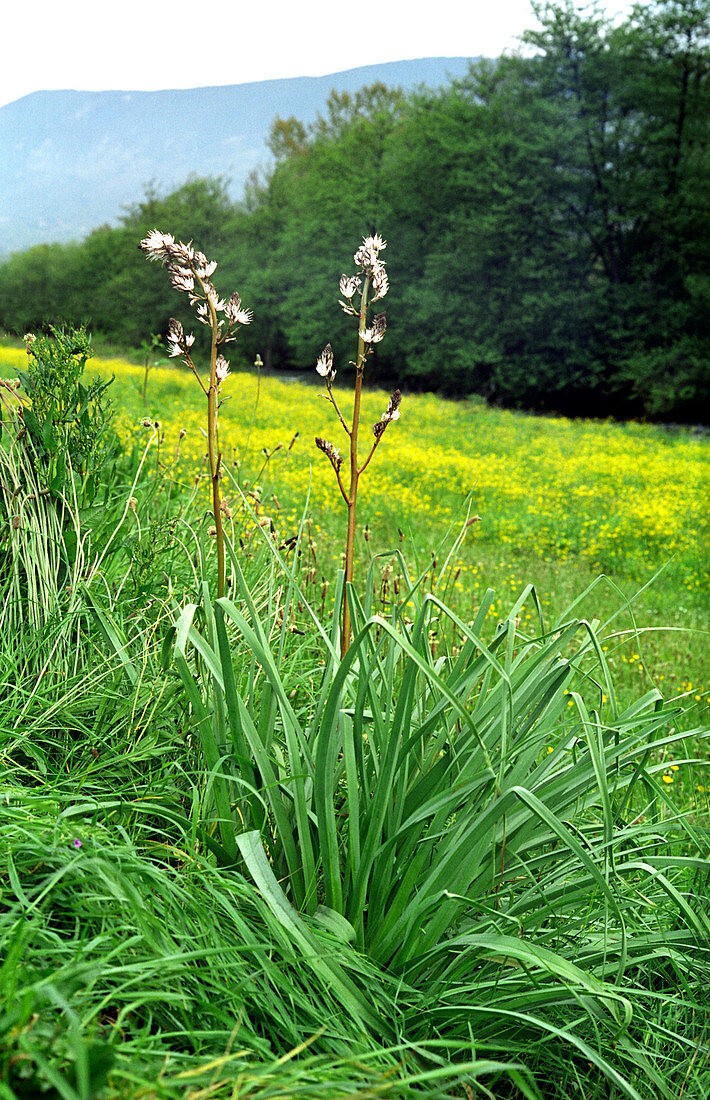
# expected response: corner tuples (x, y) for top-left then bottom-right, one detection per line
(1, 0), (708, 421)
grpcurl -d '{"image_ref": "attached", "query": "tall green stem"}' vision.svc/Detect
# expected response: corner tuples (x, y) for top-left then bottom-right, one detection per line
(206, 307), (225, 599)
(341, 277), (370, 657)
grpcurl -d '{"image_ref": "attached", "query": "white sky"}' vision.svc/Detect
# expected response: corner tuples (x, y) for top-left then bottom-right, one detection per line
(2, 0), (635, 110)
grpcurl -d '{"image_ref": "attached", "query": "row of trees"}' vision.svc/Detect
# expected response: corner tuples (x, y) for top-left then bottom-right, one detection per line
(2, 0), (709, 420)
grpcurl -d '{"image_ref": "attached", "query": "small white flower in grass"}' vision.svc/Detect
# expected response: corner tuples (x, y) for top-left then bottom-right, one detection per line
(215, 355), (230, 384)
(316, 343), (336, 381)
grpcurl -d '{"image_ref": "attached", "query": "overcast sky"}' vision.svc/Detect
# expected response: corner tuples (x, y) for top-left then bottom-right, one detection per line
(3, 0), (635, 110)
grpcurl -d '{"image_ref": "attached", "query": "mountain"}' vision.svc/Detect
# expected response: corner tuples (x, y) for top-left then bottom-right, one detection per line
(0, 58), (473, 259)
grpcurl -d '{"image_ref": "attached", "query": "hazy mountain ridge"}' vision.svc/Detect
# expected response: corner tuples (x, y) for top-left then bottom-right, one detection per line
(0, 58), (473, 258)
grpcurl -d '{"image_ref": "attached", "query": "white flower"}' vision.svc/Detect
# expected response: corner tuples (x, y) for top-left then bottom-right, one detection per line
(371, 262), (389, 301)
(226, 292), (253, 325)
(339, 274), (360, 299)
(170, 240), (195, 266)
(139, 229), (175, 261)
(166, 317), (185, 357)
(168, 267), (195, 293)
(215, 355), (230, 383)
(359, 311), (386, 344)
(354, 233), (386, 273)
(165, 316), (196, 358)
(193, 251), (217, 278)
(205, 284), (227, 313)
(316, 343), (335, 379)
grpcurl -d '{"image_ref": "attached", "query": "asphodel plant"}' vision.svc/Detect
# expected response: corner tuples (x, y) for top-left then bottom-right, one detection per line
(314, 234), (401, 656)
(139, 231), (252, 597)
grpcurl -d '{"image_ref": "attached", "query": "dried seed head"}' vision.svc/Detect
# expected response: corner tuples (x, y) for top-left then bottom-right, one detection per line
(374, 389), (401, 437)
(384, 388), (401, 419)
(315, 436), (342, 473)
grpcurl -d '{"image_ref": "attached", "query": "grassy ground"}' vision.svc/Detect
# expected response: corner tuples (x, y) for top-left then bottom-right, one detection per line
(3, 341), (706, 738)
(2, 336), (709, 1099)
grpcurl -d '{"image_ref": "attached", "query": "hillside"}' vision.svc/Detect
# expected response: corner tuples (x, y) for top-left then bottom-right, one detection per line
(0, 58), (472, 257)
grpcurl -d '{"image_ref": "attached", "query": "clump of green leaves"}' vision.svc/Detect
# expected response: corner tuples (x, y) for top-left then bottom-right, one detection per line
(127, 514), (178, 597)
(18, 326), (118, 507)
(169, 533), (710, 1098)
(0, 327), (124, 664)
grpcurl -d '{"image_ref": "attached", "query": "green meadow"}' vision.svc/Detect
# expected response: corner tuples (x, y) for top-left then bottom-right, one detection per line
(1, 326), (709, 1100)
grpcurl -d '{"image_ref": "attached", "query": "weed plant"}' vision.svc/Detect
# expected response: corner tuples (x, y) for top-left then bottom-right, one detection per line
(0, 329), (124, 670)
(312, 233), (399, 655)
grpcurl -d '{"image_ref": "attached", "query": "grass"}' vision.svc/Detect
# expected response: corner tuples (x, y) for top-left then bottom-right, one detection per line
(3, 341), (706, 727)
(1, 334), (709, 1099)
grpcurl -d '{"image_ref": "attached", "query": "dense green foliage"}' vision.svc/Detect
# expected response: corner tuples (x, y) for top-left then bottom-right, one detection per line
(2, 1), (709, 420)
(2, 325), (710, 1098)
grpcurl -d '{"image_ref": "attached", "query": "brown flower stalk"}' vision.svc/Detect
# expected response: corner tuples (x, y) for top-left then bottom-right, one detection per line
(139, 230), (252, 597)
(315, 233), (401, 657)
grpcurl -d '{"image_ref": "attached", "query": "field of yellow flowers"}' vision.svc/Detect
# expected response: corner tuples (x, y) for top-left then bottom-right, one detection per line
(2, 343), (708, 756)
